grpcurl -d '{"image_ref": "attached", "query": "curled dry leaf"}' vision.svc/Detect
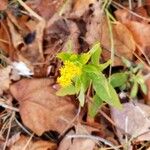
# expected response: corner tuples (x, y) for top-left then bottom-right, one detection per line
(7, 14), (45, 64)
(10, 78), (77, 136)
(111, 102), (150, 144)
(0, 66), (11, 94)
(0, 21), (12, 54)
(7, 18), (26, 51)
(115, 9), (150, 59)
(85, 0), (103, 45)
(22, 20), (45, 63)
(44, 17), (70, 56)
(26, 0), (64, 20)
(72, 0), (96, 17)
(0, 0), (8, 11)
(101, 20), (135, 65)
(62, 20), (80, 53)
(9, 135), (57, 150)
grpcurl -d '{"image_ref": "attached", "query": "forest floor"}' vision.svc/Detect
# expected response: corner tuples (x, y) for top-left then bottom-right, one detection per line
(0, 0), (150, 150)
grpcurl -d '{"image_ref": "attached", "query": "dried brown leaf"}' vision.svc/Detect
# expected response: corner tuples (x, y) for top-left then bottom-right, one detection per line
(0, 21), (12, 54)
(72, 0), (96, 17)
(44, 17), (70, 56)
(26, 0), (64, 20)
(7, 18), (26, 51)
(111, 102), (150, 143)
(10, 78), (77, 136)
(23, 20), (45, 63)
(115, 9), (150, 59)
(85, 0), (103, 45)
(101, 20), (135, 64)
(0, 66), (11, 94)
(0, 0), (8, 11)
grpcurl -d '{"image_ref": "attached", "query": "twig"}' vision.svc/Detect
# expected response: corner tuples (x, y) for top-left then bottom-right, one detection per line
(0, 39), (9, 44)
(136, 44), (150, 66)
(15, 118), (33, 136)
(0, 102), (19, 112)
(112, 1), (150, 22)
(22, 133), (34, 150)
(132, 51), (150, 71)
(128, 0), (133, 10)
(105, 9), (115, 76)
(3, 112), (15, 150)
(59, 106), (81, 138)
(125, 116), (129, 149)
(67, 134), (119, 150)
(138, 0), (143, 7)
(99, 109), (130, 136)
(17, 0), (43, 21)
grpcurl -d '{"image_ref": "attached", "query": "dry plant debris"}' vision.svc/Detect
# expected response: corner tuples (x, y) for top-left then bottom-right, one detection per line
(0, 0), (150, 150)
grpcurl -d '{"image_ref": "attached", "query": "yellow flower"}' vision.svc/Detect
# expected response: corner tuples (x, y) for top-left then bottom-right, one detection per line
(57, 61), (81, 87)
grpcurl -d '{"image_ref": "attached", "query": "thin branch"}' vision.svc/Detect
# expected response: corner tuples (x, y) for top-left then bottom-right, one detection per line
(15, 118), (33, 136)
(3, 112), (15, 150)
(0, 102), (19, 112)
(67, 134), (119, 150)
(22, 134), (34, 150)
(17, 0), (43, 21)
(59, 106), (81, 138)
(112, 1), (150, 22)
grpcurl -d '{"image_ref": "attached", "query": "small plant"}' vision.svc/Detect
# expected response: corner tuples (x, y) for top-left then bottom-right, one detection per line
(109, 57), (147, 98)
(56, 43), (122, 117)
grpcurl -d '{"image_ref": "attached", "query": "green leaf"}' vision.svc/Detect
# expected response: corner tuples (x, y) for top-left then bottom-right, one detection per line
(98, 60), (112, 71)
(69, 54), (78, 61)
(79, 42), (102, 65)
(75, 77), (81, 93)
(88, 94), (103, 117)
(136, 75), (145, 84)
(57, 52), (72, 61)
(89, 42), (101, 55)
(78, 84), (85, 106)
(91, 43), (102, 65)
(56, 85), (76, 96)
(79, 52), (91, 64)
(80, 72), (90, 91)
(66, 40), (73, 53)
(140, 83), (147, 95)
(89, 73), (122, 109)
(83, 64), (99, 75)
(122, 57), (132, 68)
(131, 82), (138, 98)
(110, 72), (128, 88)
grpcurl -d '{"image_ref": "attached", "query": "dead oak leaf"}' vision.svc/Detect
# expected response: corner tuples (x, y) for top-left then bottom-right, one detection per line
(10, 78), (77, 136)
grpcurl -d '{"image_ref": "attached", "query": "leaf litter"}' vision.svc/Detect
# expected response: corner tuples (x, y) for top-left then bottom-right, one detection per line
(0, 0), (150, 150)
